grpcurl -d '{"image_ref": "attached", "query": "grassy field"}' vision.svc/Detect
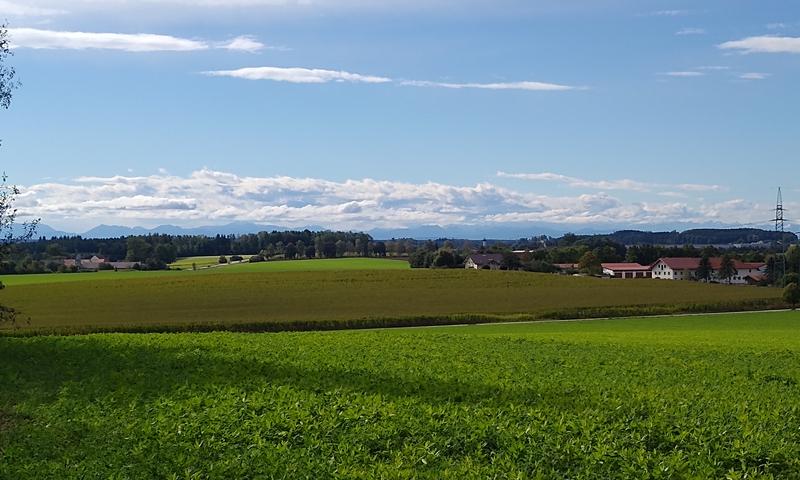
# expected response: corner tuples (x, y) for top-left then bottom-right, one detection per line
(0, 257), (409, 287)
(0, 268), (782, 332)
(169, 255), (244, 270)
(169, 256), (409, 272)
(2, 311), (800, 478)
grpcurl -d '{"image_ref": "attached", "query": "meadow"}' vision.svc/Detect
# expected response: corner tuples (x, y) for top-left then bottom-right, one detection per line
(2, 311), (800, 478)
(0, 265), (783, 333)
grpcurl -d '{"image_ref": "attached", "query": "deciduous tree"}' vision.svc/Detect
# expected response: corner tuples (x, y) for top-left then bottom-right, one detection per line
(784, 282), (800, 310)
(578, 251), (601, 275)
(1, 25), (38, 324)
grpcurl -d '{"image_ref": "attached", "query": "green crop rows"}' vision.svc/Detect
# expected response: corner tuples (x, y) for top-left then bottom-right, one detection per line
(0, 268), (783, 333)
(2, 311), (800, 478)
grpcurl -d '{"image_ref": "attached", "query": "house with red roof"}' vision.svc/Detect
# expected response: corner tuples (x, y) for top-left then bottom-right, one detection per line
(650, 257), (766, 284)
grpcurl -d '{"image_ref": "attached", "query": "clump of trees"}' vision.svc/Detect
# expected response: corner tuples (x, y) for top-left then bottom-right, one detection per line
(124, 236), (177, 270)
(4, 230), (403, 274)
(784, 282), (800, 310)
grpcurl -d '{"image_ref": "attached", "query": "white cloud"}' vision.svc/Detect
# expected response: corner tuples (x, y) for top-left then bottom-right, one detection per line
(8, 28), (209, 51)
(0, 0), (66, 16)
(14, 169), (767, 230)
(695, 65), (729, 71)
(8, 27), (273, 53)
(203, 67), (579, 91)
(739, 72), (770, 80)
(766, 23), (787, 30)
(203, 66), (392, 83)
(676, 28), (706, 36)
(660, 71), (705, 77)
(496, 171), (725, 193)
(400, 80), (578, 91)
(719, 36), (800, 54)
(644, 10), (690, 17)
(218, 35), (266, 53)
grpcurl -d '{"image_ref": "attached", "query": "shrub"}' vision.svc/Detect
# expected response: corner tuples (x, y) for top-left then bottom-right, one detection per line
(783, 273), (800, 287)
(784, 283), (800, 310)
(230, 255), (244, 262)
(249, 255), (265, 263)
(218, 256), (228, 264)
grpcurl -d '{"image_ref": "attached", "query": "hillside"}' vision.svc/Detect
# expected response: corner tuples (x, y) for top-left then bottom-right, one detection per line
(603, 228), (796, 246)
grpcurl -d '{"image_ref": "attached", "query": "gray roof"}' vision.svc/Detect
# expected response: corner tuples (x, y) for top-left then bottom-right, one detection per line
(468, 253), (504, 266)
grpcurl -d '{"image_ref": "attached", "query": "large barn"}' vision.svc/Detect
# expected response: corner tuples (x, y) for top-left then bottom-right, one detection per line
(650, 257), (766, 284)
(601, 263), (652, 279)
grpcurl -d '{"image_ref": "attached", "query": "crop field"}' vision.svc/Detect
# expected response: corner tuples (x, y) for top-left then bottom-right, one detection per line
(0, 268), (782, 332)
(0, 258), (408, 287)
(2, 311), (800, 478)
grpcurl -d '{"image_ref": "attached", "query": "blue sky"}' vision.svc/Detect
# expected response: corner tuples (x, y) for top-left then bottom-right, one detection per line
(1, 0), (799, 233)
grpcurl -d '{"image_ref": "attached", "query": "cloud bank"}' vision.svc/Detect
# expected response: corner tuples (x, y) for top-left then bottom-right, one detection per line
(15, 169), (763, 231)
(496, 171), (725, 193)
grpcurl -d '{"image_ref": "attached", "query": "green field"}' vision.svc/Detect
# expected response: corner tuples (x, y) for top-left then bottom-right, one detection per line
(2, 311), (800, 478)
(0, 258), (409, 287)
(0, 267), (782, 332)
(169, 256), (410, 272)
(169, 255), (244, 270)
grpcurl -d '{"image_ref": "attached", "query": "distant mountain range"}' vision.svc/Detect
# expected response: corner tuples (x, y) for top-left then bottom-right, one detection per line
(26, 222), (621, 240)
(22, 221), (797, 242)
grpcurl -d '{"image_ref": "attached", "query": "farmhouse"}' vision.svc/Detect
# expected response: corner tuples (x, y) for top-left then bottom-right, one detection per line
(601, 263), (652, 279)
(64, 256), (140, 271)
(465, 253), (503, 270)
(64, 255), (106, 271)
(650, 257), (766, 284)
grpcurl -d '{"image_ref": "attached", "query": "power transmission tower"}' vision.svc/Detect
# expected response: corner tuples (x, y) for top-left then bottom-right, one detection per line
(774, 187), (786, 282)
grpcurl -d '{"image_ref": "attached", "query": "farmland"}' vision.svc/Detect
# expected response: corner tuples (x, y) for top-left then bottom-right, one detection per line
(0, 267), (782, 333)
(2, 311), (800, 478)
(0, 257), (408, 287)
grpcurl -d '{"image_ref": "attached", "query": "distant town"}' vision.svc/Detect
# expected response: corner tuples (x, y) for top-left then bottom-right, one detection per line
(3, 226), (797, 287)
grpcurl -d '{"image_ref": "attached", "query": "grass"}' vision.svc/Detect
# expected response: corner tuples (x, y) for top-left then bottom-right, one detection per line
(0, 257), (409, 287)
(2, 311), (800, 478)
(169, 255), (243, 270)
(0, 269), (782, 333)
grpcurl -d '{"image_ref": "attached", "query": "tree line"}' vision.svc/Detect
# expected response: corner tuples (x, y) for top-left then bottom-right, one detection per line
(3, 231), (393, 274)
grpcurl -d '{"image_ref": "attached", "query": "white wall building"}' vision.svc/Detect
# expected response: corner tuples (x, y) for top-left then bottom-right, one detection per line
(650, 257), (766, 284)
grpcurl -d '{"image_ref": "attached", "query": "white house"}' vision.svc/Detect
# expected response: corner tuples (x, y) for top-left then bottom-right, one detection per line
(650, 257), (766, 284)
